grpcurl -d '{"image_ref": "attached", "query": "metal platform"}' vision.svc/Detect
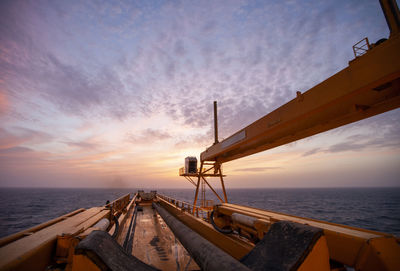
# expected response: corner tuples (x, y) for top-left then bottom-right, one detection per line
(131, 204), (199, 271)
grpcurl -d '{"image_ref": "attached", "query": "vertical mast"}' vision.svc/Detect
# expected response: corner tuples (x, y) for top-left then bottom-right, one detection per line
(213, 101), (219, 145)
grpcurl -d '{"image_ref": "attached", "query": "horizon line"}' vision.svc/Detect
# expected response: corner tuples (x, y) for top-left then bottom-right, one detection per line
(1, 186), (399, 189)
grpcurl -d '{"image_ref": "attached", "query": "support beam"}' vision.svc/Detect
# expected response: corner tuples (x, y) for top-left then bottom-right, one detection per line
(185, 176), (196, 186)
(201, 176), (224, 203)
(379, 0), (400, 37)
(192, 162), (203, 214)
(219, 168), (228, 203)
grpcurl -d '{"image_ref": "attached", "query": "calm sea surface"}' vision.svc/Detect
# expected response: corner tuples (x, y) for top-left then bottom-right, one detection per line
(0, 187), (399, 238)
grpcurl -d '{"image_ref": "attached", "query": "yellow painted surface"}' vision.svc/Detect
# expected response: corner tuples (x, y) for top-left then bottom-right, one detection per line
(217, 203), (400, 269)
(0, 208), (85, 247)
(298, 236), (330, 271)
(71, 255), (101, 271)
(0, 207), (104, 271)
(355, 237), (400, 271)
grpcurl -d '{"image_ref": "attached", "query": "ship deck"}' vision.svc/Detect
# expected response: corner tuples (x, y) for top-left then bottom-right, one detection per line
(127, 203), (199, 271)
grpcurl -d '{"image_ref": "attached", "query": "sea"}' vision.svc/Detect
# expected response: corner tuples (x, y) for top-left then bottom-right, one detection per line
(0, 187), (399, 239)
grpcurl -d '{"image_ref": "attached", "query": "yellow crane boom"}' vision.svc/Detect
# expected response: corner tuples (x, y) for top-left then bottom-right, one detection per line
(201, 35), (400, 163)
(201, 0), (400, 164)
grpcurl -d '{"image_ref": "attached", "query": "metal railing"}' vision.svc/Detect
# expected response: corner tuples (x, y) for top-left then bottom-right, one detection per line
(105, 193), (131, 215)
(353, 37), (371, 57)
(157, 194), (210, 220)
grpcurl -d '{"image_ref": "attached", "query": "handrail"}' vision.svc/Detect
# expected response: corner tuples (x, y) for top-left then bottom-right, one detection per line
(157, 194), (210, 219)
(107, 194), (137, 240)
(105, 193), (130, 215)
(353, 37), (370, 57)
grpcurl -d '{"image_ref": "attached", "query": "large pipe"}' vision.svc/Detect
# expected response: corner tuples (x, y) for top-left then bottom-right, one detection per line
(92, 218), (110, 231)
(214, 101), (219, 144)
(153, 203), (250, 271)
(379, 0), (400, 37)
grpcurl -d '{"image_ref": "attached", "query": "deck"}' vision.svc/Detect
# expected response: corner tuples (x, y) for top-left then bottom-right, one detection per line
(130, 203), (199, 271)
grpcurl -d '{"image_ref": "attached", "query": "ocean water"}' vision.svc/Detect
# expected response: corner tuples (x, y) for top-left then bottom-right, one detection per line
(0, 187), (399, 238)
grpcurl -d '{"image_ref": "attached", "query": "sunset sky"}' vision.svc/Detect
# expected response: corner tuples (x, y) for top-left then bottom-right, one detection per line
(0, 0), (399, 188)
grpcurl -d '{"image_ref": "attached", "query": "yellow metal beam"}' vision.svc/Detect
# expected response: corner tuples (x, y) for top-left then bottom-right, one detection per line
(380, 0), (400, 36)
(201, 34), (400, 163)
(219, 167), (228, 203)
(0, 208), (85, 248)
(200, 175), (224, 203)
(0, 207), (107, 271)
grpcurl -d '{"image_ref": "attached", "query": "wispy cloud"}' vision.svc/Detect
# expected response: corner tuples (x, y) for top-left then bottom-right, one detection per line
(233, 167), (282, 172)
(126, 129), (172, 144)
(302, 148), (321, 157)
(0, 127), (53, 149)
(301, 115), (400, 156)
(0, 0), (397, 187)
(63, 140), (99, 150)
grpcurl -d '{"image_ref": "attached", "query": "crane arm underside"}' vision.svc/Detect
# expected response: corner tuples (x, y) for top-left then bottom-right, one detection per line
(201, 34), (400, 164)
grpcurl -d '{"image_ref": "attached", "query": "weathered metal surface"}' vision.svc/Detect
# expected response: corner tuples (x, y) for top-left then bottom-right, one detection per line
(113, 195), (137, 246)
(105, 193), (130, 215)
(73, 230), (158, 271)
(154, 203), (250, 271)
(216, 203), (400, 270)
(131, 203), (199, 271)
(157, 197), (254, 259)
(91, 218), (110, 231)
(0, 207), (107, 271)
(240, 221), (330, 271)
(0, 208), (85, 247)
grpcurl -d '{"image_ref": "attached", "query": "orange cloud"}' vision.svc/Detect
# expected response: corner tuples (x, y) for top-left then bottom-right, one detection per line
(0, 91), (8, 116)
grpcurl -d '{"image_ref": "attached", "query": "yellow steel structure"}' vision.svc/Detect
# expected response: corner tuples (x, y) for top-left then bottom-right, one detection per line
(201, 34), (400, 163)
(186, 0), (400, 218)
(0, 194), (131, 271)
(380, 0), (400, 37)
(201, 37), (400, 163)
(176, 1), (400, 270)
(180, 161), (228, 213)
(213, 203), (400, 271)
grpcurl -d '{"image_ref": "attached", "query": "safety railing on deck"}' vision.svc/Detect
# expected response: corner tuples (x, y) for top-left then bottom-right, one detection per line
(157, 194), (210, 220)
(353, 37), (371, 57)
(105, 193), (130, 215)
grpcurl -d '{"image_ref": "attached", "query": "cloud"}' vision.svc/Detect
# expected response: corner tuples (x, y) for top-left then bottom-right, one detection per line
(0, 0), (137, 120)
(301, 113), (400, 156)
(233, 167), (282, 172)
(0, 146), (51, 169)
(64, 140), (99, 150)
(0, 127), (53, 149)
(0, 0), (397, 188)
(0, 91), (8, 115)
(327, 142), (366, 153)
(302, 148), (321, 157)
(1, 0), (390, 131)
(174, 133), (211, 149)
(126, 129), (172, 144)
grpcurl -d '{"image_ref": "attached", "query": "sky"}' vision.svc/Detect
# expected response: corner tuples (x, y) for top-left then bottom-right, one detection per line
(0, 0), (399, 189)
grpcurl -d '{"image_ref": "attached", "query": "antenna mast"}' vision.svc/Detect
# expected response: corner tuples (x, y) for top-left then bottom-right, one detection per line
(213, 101), (219, 144)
